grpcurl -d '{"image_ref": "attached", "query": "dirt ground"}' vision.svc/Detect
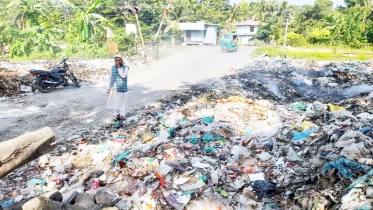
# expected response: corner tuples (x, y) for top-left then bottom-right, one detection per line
(0, 46), (256, 142)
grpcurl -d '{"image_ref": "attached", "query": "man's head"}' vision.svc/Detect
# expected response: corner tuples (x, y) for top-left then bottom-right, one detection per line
(115, 55), (123, 66)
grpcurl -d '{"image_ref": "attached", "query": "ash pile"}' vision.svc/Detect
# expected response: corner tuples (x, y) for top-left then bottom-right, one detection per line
(2, 59), (373, 210)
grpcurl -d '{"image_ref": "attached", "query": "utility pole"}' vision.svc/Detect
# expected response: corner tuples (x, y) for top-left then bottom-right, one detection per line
(127, 6), (145, 49)
(155, 0), (172, 40)
(283, 10), (290, 47)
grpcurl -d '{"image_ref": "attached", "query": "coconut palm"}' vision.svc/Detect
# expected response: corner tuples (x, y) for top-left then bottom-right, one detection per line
(164, 0), (189, 32)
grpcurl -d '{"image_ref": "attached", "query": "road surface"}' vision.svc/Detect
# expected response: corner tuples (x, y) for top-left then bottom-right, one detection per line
(0, 46), (256, 141)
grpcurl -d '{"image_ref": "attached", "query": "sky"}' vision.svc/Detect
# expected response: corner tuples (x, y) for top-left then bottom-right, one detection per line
(231, 0), (346, 6)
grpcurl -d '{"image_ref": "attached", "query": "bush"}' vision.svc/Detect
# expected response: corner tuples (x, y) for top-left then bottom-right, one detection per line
(112, 30), (139, 56)
(278, 32), (307, 47)
(308, 29), (331, 45)
(254, 39), (266, 46)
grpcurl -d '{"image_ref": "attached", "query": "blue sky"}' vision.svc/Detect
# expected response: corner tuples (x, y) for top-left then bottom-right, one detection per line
(231, 0), (346, 6)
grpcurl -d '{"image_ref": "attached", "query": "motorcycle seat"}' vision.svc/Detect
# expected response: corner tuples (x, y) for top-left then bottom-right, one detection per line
(33, 70), (50, 74)
(33, 67), (61, 73)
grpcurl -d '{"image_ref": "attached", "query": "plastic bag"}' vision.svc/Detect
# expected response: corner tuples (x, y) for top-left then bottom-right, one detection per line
(111, 151), (130, 167)
(202, 117), (214, 124)
(361, 126), (372, 135)
(322, 158), (372, 179)
(292, 127), (319, 141)
(252, 180), (276, 199)
(327, 103), (346, 112)
(203, 133), (213, 143)
(27, 178), (46, 187)
(1, 198), (14, 208)
(291, 102), (307, 110)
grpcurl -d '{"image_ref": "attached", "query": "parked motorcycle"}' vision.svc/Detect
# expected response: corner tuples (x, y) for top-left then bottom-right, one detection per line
(29, 58), (81, 93)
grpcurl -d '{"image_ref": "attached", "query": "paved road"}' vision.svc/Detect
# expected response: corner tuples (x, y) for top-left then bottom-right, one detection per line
(0, 46), (256, 141)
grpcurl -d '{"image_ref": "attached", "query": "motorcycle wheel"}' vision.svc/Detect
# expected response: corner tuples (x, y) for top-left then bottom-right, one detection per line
(36, 78), (53, 93)
(69, 73), (81, 87)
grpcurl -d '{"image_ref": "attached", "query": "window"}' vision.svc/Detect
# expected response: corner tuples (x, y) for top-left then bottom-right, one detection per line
(250, 27), (255, 32)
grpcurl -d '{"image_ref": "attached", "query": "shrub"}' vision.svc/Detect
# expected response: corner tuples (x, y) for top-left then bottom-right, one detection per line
(308, 29), (331, 45)
(278, 32), (307, 47)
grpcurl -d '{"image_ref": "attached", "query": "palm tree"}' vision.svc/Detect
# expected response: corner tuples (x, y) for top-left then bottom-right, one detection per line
(58, 0), (108, 42)
(164, 0), (189, 32)
(7, 0), (51, 29)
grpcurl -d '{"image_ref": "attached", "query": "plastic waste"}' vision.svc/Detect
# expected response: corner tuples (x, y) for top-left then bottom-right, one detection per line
(202, 132), (213, 142)
(356, 204), (373, 210)
(245, 126), (252, 136)
(327, 103), (346, 112)
(257, 152), (272, 161)
(361, 126), (372, 135)
(111, 151), (130, 167)
(189, 135), (198, 144)
(165, 160), (187, 171)
(322, 158), (372, 179)
(202, 116), (214, 124)
(1, 198), (14, 208)
(248, 173), (265, 181)
(292, 127), (319, 141)
(291, 102), (307, 110)
(204, 146), (215, 153)
(168, 127), (176, 138)
(252, 180), (277, 199)
(27, 178), (46, 187)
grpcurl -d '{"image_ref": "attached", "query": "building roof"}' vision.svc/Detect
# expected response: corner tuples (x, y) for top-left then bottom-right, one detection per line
(235, 19), (260, 26)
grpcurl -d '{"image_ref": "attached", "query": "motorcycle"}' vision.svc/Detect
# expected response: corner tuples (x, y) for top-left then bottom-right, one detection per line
(29, 58), (81, 93)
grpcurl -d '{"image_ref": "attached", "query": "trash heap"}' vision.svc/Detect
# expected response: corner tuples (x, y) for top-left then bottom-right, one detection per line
(3, 59), (373, 210)
(0, 68), (33, 97)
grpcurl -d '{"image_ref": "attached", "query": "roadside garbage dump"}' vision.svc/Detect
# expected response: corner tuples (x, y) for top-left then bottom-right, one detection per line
(3, 58), (373, 209)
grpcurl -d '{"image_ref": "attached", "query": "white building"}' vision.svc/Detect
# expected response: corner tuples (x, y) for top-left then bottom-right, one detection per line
(178, 22), (218, 46)
(235, 19), (260, 45)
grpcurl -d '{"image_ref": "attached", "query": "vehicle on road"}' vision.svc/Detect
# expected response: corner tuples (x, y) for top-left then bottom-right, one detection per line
(221, 32), (238, 52)
(29, 58), (81, 93)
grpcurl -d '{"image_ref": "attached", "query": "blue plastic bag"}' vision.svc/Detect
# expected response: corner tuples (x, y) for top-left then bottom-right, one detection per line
(202, 117), (214, 124)
(1, 198), (14, 208)
(357, 204), (373, 210)
(203, 132), (214, 142)
(111, 151), (130, 167)
(27, 178), (46, 187)
(292, 127), (319, 141)
(322, 158), (372, 179)
(190, 135), (198, 144)
(245, 127), (252, 136)
(361, 126), (372, 135)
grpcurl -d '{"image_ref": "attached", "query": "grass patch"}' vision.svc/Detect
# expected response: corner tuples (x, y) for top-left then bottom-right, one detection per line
(252, 46), (373, 61)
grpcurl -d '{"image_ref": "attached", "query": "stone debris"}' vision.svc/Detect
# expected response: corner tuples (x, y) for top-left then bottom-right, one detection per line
(3, 58), (373, 209)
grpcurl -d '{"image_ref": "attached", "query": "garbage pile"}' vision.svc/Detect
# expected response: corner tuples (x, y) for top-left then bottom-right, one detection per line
(2, 59), (373, 209)
(0, 68), (33, 97)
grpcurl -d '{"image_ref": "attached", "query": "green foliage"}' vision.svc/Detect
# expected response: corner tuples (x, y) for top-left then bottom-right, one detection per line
(256, 17), (281, 42)
(252, 46), (373, 61)
(10, 27), (63, 57)
(112, 30), (138, 56)
(308, 28), (331, 44)
(58, 0), (108, 42)
(62, 43), (110, 59)
(277, 32), (306, 47)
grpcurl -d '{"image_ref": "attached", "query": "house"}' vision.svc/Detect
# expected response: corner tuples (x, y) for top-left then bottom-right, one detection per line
(235, 19), (261, 45)
(178, 22), (218, 46)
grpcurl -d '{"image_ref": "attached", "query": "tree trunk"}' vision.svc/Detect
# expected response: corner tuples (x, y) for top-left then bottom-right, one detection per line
(0, 126), (56, 179)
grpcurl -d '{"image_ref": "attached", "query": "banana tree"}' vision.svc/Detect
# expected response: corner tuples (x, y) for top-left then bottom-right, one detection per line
(58, 0), (108, 42)
(7, 0), (51, 29)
